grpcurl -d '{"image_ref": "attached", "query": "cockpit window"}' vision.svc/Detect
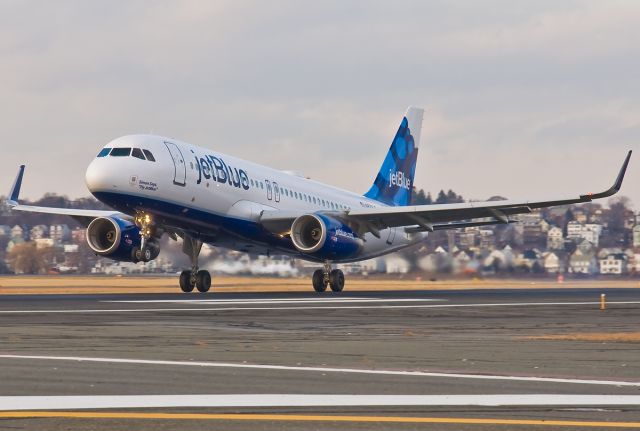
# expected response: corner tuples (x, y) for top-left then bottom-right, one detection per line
(97, 148), (111, 157)
(110, 147), (131, 157)
(131, 148), (146, 160)
(143, 149), (156, 162)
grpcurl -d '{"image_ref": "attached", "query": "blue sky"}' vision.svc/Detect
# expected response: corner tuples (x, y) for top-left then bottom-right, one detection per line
(1, 0), (638, 207)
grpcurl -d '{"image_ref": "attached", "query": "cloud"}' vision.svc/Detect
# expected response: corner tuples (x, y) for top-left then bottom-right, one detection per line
(0, 0), (638, 208)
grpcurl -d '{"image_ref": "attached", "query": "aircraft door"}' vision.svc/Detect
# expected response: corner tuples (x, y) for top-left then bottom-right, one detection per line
(265, 180), (273, 200)
(273, 182), (281, 203)
(164, 142), (187, 186)
(386, 227), (396, 245)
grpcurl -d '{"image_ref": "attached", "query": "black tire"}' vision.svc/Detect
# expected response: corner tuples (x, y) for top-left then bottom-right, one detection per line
(329, 269), (345, 292)
(196, 270), (211, 293)
(179, 270), (194, 293)
(131, 247), (140, 263)
(143, 247), (152, 262)
(312, 269), (327, 292)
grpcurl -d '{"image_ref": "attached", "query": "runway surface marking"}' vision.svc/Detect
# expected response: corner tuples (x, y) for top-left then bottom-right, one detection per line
(1, 411), (640, 428)
(1, 301), (640, 314)
(1, 394), (640, 410)
(2, 354), (638, 387)
(103, 297), (446, 305)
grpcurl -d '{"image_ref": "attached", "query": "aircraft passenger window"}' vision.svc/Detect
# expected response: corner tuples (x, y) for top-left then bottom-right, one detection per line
(313, 197), (316, 204)
(131, 148), (146, 160)
(142, 150), (156, 162)
(260, 182), (264, 189)
(97, 148), (111, 157)
(251, 179), (255, 187)
(295, 192), (298, 199)
(322, 199), (325, 206)
(110, 148), (131, 157)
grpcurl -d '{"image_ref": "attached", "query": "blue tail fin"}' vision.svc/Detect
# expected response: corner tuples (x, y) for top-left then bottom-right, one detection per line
(364, 107), (423, 206)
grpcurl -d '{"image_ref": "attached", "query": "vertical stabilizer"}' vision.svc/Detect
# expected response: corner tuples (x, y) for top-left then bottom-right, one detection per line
(364, 107), (423, 206)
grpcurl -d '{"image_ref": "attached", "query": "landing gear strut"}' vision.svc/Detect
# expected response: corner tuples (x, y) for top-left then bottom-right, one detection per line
(312, 262), (344, 293)
(132, 212), (160, 263)
(179, 235), (211, 293)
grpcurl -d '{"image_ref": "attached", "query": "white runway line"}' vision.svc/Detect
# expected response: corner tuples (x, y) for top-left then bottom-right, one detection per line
(104, 297), (446, 305)
(1, 394), (640, 410)
(1, 301), (640, 314)
(1, 354), (639, 387)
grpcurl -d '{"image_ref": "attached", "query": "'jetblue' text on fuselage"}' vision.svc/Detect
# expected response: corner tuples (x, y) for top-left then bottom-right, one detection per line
(195, 155), (250, 190)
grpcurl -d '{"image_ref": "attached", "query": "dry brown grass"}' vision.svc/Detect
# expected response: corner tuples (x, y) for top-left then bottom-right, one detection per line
(527, 332), (640, 343)
(0, 276), (638, 295)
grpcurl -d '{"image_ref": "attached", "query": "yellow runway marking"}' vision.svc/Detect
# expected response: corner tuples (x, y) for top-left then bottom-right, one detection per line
(2, 411), (640, 428)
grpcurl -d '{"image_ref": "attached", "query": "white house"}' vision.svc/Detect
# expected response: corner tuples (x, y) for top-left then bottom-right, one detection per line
(566, 221), (603, 247)
(547, 226), (564, 250)
(542, 252), (561, 273)
(599, 253), (628, 275)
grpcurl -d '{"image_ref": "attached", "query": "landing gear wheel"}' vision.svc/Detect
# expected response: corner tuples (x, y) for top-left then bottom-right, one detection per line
(131, 247), (140, 263)
(196, 270), (211, 293)
(312, 269), (327, 292)
(179, 270), (195, 293)
(133, 246), (153, 263)
(329, 269), (345, 292)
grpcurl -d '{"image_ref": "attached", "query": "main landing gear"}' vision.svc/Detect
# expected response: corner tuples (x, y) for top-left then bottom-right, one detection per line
(179, 235), (211, 293)
(312, 262), (345, 293)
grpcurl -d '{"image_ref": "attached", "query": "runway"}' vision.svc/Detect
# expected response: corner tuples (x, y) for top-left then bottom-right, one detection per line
(1, 285), (639, 430)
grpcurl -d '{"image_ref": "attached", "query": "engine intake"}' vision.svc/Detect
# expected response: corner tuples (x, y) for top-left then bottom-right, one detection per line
(291, 214), (326, 253)
(290, 213), (362, 261)
(86, 216), (142, 262)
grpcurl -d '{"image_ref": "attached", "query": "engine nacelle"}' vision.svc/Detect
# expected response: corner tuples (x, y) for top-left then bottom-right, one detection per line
(86, 216), (142, 262)
(290, 214), (363, 261)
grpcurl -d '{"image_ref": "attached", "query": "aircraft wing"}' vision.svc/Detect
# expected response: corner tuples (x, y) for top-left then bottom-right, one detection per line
(260, 150), (631, 236)
(6, 165), (126, 226)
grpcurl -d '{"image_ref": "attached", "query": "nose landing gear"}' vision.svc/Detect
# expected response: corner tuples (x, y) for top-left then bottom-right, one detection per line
(179, 235), (211, 293)
(132, 212), (161, 263)
(312, 262), (345, 293)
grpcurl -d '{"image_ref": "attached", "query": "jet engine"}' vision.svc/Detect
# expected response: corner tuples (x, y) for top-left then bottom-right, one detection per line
(86, 216), (150, 262)
(290, 214), (363, 261)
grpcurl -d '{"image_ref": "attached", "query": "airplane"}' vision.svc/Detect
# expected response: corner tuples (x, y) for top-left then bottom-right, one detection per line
(6, 107), (632, 293)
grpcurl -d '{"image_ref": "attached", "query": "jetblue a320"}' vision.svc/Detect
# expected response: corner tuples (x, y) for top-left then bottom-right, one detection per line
(7, 107), (632, 292)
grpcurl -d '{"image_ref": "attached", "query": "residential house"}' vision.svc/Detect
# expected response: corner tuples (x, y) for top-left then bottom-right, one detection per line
(30, 225), (48, 240)
(71, 228), (86, 243)
(547, 226), (564, 250)
(599, 253), (628, 275)
(569, 249), (598, 275)
(566, 221), (603, 247)
(543, 252), (561, 273)
(633, 225), (640, 248)
(50, 224), (71, 243)
(10, 225), (24, 240)
(478, 228), (495, 249)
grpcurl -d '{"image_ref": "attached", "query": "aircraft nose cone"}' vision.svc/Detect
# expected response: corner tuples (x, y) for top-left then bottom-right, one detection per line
(85, 159), (114, 193)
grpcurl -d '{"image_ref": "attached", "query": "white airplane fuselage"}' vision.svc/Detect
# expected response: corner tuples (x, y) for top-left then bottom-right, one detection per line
(86, 134), (425, 263)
